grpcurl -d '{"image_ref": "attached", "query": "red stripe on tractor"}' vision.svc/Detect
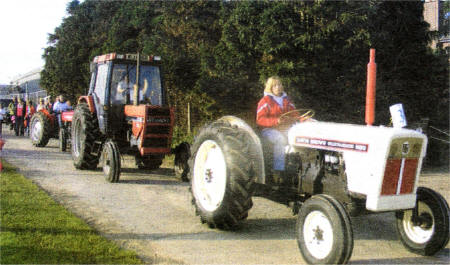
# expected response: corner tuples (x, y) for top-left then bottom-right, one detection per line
(381, 159), (401, 195)
(399, 159), (418, 194)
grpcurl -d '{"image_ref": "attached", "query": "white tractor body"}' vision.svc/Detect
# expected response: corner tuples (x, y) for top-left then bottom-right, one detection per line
(288, 121), (428, 212)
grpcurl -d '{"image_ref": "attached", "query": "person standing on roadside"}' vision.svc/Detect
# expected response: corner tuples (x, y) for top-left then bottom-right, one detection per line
(8, 97), (17, 130)
(0, 103), (6, 136)
(15, 98), (26, 136)
(25, 100), (36, 136)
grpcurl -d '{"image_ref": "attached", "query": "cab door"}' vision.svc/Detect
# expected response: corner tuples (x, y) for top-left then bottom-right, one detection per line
(92, 62), (111, 134)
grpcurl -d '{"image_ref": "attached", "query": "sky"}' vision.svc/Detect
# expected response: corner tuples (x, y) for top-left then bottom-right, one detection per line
(0, 0), (72, 84)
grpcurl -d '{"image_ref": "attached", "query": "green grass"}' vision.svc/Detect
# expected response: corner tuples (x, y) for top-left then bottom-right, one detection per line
(0, 161), (144, 264)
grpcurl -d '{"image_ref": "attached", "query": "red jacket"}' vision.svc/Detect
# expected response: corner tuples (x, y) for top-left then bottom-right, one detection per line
(26, 105), (35, 118)
(256, 93), (296, 128)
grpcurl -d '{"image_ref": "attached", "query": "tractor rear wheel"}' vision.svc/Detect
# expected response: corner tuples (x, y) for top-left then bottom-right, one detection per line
(396, 187), (449, 256)
(190, 120), (255, 230)
(296, 194), (353, 264)
(30, 112), (51, 147)
(101, 139), (121, 183)
(71, 103), (100, 170)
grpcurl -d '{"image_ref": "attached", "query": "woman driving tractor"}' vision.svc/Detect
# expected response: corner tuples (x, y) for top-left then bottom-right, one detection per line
(256, 76), (307, 184)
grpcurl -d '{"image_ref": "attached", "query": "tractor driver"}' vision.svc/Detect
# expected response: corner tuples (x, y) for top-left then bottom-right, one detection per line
(117, 76), (149, 105)
(256, 76), (299, 184)
(117, 75), (134, 104)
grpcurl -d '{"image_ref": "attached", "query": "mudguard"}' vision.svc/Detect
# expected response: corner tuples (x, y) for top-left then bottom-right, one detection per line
(217, 116), (266, 184)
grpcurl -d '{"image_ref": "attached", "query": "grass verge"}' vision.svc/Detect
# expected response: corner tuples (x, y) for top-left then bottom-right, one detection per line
(0, 161), (143, 264)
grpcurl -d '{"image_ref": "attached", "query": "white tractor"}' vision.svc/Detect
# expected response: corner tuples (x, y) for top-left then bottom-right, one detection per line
(188, 50), (449, 264)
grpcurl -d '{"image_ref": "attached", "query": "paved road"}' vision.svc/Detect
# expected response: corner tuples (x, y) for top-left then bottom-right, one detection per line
(1, 126), (449, 264)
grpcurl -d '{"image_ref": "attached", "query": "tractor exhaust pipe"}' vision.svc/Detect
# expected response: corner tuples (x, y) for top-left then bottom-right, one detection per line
(365, 49), (376, 126)
(134, 52), (140, 106)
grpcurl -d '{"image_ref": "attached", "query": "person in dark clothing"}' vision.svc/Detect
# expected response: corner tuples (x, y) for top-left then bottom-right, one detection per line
(15, 98), (26, 136)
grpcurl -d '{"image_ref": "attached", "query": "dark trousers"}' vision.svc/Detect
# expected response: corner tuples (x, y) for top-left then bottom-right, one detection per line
(15, 116), (24, 136)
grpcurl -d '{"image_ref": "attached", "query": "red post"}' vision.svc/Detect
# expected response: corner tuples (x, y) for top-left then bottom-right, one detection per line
(365, 49), (377, 126)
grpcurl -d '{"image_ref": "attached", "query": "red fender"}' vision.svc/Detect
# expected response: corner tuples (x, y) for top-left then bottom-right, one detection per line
(77, 96), (95, 114)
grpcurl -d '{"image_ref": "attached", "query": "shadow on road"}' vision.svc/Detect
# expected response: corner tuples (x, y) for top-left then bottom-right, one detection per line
(350, 248), (449, 264)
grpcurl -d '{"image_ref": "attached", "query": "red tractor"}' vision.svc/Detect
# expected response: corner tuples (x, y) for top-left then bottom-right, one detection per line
(71, 53), (189, 182)
(30, 108), (74, 149)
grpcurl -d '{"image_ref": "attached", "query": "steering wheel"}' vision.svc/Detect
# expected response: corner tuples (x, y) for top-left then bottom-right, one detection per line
(277, 109), (315, 130)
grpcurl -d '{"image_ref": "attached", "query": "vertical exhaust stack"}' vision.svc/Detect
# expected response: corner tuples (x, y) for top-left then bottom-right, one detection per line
(365, 49), (377, 126)
(134, 52), (140, 106)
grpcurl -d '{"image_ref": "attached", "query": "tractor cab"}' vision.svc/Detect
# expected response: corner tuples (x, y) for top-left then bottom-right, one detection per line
(88, 53), (168, 139)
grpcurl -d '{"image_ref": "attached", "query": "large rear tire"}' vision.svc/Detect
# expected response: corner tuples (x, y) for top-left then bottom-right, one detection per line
(30, 112), (51, 147)
(71, 103), (101, 170)
(396, 187), (449, 256)
(101, 139), (121, 183)
(296, 195), (353, 264)
(190, 120), (255, 230)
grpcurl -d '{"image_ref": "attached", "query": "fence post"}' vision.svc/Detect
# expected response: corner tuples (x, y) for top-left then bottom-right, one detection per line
(187, 102), (191, 135)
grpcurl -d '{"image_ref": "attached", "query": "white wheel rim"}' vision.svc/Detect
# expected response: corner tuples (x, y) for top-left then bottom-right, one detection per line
(303, 210), (334, 259)
(31, 120), (42, 141)
(103, 149), (111, 175)
(402, 201), (435, 244)
(192, 140), (227, 212)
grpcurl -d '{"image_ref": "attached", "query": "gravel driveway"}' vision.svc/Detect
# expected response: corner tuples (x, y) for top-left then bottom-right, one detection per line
(1, 126), (449, 264)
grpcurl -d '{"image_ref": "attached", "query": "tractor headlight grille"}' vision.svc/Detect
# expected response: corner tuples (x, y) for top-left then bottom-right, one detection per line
(142, 137), (169, 148)
(381, 137), (423, 196)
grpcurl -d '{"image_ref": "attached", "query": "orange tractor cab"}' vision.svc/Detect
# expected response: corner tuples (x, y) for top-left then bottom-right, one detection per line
(71, 53), (189, 182)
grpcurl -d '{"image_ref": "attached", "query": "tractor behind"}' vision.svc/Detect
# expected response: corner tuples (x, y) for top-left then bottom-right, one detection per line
(71, 53), (189, 182)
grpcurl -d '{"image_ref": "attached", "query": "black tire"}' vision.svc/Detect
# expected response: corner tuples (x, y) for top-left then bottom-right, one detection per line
(71, 103), (101, 170)
(59, 128), (67, 152)
(396, 187), (450, 256)
(135, 155), (163, 170)
(190, 120), (255, 230)
(296, 195), (353, 264)
(30, 112), (51, 147)
(101, 140), (121, 183)
(174, 142), (190, 182)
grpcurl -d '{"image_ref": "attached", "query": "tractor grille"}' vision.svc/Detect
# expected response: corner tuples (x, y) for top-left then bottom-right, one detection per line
(142, 137), (169, 148)
(381, 138), (423, 196)
(146, 125), (170, 134)
(148, 107), (171, 116)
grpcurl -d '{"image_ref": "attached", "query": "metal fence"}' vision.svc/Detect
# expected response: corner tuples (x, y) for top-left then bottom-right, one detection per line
(0, 90), (48, 104)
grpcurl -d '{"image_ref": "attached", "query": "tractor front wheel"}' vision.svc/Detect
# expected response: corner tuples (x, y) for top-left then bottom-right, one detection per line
(59, 128), (67, 152)
(101, 140), (121, 183)
(296, 194), (353, 264)
(396, 187), (449, 256)
(71, 103), (100, 170)
(190, 120), (255, 230)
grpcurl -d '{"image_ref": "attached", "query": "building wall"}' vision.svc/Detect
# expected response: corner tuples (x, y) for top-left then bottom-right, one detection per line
(424, 0), (439, 31)
(423, 0), (449, 51)
(11, 67), (43, 93)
